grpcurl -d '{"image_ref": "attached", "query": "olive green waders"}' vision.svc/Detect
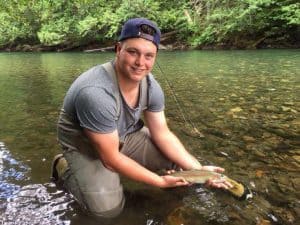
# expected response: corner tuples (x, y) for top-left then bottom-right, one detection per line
(53, 63), (176, 218)
(55, 111), (176, 218)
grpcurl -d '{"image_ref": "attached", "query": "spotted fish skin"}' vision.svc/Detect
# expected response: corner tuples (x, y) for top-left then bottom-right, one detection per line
(170, 170), (252, 200)
(171, 170), (224, 184)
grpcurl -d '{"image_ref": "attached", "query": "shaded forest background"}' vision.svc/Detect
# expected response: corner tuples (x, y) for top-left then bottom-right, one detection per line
(0, 0), (299, 51)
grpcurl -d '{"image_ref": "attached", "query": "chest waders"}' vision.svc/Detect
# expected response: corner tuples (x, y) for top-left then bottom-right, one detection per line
(54, 62), (149, 217)
(57, 61), (149, 156)
(102, 61), (149, 119)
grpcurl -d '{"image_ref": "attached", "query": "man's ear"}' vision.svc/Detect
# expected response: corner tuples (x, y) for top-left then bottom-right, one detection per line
(115, 42), (122, 53)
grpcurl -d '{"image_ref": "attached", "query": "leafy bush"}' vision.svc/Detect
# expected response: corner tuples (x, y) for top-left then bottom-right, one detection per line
(0, 0), (298, 49)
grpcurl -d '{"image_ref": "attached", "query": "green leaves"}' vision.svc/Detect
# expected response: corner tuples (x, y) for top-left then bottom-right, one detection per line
(280, 3), (300, 25)
(188, 0), (299, 48)
(0, 0), (298, 49)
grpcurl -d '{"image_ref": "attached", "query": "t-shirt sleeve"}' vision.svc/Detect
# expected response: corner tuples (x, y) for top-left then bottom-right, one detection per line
(147, 75), (165, 112)
(74, 86), (118, 133)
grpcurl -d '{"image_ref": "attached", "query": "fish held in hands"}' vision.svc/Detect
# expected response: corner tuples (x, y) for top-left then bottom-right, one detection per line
(171, 170), (252, 200)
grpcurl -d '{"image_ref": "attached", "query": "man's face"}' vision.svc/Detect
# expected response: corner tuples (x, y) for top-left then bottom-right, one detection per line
(115, 38), (157, 83)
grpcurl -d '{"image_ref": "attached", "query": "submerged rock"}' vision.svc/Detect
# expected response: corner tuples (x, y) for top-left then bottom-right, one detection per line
(243, 135), (256, 142)
(273, 208), (296, 224)
(165, 206), (187, 225)
(256, 218), (271, 225)
(229, 107), (243, 113)
(281, 106), (298, 113)
(265, 105), (279, 113)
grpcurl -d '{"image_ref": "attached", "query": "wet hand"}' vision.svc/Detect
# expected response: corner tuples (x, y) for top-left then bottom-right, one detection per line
(159, 175), (189, 188)
(201, 165), (225, 173)
(205, 178), (233, 189)
(201, 165), (233, 189)
(164, 169), (182, 175)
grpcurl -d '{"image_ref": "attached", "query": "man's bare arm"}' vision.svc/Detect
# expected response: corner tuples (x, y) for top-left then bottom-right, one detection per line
(144, 111), (233, 189)
(144, 110), (202, 170)
(83, 128), (189, 188)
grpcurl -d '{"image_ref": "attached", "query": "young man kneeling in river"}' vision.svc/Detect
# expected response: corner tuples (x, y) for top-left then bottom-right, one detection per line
(52, 18), (232, 218)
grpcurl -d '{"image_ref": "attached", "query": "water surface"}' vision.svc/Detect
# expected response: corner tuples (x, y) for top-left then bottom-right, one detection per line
(0, 50), (299, 225)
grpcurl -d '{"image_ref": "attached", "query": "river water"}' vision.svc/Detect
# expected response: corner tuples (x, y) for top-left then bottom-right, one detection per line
(0, 50), (299, 225)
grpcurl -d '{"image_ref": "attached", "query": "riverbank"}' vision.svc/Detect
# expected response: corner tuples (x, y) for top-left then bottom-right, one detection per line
(1, 31), (299, 52)
(1, 40), (299, 53)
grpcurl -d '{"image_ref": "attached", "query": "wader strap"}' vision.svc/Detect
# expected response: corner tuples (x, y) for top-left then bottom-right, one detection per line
(140, 74), (148, 110)
(102, 61), (148, 118)
(102, 62), (121, 118)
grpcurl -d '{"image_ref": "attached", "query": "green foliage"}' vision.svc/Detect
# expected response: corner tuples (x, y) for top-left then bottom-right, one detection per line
(0, 0), (41, 46)
(0, 0), (298, 49)
(187, 0), (299, 47)
(278, 2), (300, 25)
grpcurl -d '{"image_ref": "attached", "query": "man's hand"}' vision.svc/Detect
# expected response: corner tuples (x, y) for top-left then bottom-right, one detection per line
(201, 165), (224, 172)
(158, 175), (189, 188)
(201, 165), (233, 189)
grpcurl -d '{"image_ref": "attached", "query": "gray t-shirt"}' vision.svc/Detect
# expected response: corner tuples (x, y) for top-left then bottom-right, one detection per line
(62, 62), (164, 141)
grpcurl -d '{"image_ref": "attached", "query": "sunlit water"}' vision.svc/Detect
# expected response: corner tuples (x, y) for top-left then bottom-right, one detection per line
(0, 50), (299, 225)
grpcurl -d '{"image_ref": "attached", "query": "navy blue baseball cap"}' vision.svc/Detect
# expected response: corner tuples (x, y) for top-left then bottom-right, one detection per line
(118, 18), (161, 48)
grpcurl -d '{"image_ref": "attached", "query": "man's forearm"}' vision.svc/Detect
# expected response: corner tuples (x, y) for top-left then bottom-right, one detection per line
(152, 130), (202, 170)
(108, 151), (168, 186)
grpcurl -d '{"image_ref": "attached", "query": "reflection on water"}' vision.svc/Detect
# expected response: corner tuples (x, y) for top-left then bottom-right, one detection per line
(0, 142), (74, 224)
(3, 183), (73, 225)
(0, 142), (28, 200)
(0, 50), (299, 225)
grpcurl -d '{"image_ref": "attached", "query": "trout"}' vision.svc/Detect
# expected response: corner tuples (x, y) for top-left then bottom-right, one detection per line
(171, 170), (252, 200)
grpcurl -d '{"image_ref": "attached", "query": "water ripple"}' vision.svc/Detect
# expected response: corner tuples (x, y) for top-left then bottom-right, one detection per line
(0, 142), (74, 225)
